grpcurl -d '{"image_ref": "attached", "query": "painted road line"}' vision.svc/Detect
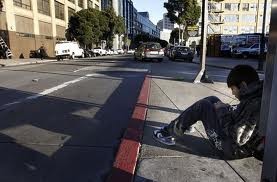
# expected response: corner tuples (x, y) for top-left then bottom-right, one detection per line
(107, 75), (151, 182)
(73, 67), (94, 73)
(0, 74), (97, 111)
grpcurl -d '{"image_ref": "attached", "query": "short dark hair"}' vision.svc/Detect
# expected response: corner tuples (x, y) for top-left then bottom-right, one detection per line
(227, 65), (259, 88)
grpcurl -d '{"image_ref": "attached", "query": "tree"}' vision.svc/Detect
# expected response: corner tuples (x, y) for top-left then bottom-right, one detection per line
(169, 28), (189, 45)
(66, 8), (124, 48)
(101, 8), (125, 48)
(132, 34), (168, 48)
(164, 0), (201, 43)
(66, 9), (107, 47)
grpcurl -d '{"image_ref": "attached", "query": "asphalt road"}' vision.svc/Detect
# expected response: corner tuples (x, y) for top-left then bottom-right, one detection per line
(0, 55), (247, 182)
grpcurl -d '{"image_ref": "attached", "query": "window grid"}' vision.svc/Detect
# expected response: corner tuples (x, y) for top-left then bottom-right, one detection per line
(55, 1), (65, 20)
(13, 0), (32, 10)
(37, 0), (50, 16)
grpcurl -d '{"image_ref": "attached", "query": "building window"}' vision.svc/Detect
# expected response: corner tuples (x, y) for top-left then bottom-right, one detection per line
(16, 32), (35, 38)
(249, 3), (257, 11)
(68, 7), (75, 20)
(223, 26), (238, 34)
(13, 0), (32, 10)
(95, 4), (99, 10)
(37, 0), (50, 16)
(241, 15), (256, 22)
(55, 1), (64, 20)
(225, 3), (239, 11)
(209, 3), (222, 11)
(68, 0), (75, 4)
(223, 15), (239, 22)
(240, 26), (255, 33)
(242, 3), (249, 11)
(88, 0), (93, 8)
(78, 0), (83, 8)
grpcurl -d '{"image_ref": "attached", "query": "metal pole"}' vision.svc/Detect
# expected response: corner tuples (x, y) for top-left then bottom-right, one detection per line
(258, 0), (268, 71)
(260, 0), (277, 180)
(179, 24), (181, 45)
(194, 0), (209, 83)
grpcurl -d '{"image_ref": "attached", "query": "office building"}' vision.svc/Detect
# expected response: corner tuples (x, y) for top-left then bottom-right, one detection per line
(157, 13), (174, 42)
(137, 12), (160, 39)
(208, 0), (271, 34)
(0, 0), (101, 58)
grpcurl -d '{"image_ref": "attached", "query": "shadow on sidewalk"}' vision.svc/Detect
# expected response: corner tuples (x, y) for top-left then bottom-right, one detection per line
(142, 120), (221, 160)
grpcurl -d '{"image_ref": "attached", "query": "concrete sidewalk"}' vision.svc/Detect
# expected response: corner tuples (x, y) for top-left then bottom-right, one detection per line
(193, 56), (265, 72)
(134, 75), (262, 181)
(0, 58), (57, 67)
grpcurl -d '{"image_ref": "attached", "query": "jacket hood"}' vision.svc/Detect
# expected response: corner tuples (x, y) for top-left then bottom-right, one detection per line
(239, 80), (263, 101)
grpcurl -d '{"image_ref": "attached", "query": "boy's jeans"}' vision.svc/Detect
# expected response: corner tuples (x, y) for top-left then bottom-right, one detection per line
(165, 96), (229, 151)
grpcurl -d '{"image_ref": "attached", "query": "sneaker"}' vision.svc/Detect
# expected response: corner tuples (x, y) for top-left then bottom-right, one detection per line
(153, 127), (176, 146)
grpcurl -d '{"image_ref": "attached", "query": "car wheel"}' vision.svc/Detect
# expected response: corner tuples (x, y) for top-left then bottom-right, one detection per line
(158, 58), (163, 62)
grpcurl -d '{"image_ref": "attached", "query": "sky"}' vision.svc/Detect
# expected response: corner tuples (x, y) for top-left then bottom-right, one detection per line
(132, 0), (167, 25)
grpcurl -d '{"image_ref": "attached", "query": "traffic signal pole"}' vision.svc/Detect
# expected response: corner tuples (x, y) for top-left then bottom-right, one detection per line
(194, 0), (213, 83)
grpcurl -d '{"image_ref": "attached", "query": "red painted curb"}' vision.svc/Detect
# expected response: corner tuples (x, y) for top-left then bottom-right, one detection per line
(106, 75), (151, 182)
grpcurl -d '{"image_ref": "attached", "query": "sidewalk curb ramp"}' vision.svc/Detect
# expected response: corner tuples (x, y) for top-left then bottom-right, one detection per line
(106, 75), (151, 182)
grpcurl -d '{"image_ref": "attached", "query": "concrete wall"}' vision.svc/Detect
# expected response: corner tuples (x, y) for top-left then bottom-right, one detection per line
(5, 30), (59, 58)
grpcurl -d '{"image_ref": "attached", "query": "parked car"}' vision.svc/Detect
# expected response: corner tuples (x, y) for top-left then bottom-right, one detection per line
(134, 42), (164, 62)
(106, 49), (113, 55)
(93, 47), (106, 56)
(165, 45), (175, 57)
(117, 49), (124, 54)
(169, 46), (194, 62)
(231, 43), (268, 58)
(127, 49), (135, 54)
(84, 49), (94, 57)
(111, 49), (119, 55)
(55, 41), (84, 60)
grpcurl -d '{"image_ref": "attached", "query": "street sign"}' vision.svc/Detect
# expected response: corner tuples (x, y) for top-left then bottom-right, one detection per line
(187, 26), (199, 37)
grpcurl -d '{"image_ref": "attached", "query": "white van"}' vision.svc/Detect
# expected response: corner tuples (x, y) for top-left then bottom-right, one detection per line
(55, 41), (84, 60)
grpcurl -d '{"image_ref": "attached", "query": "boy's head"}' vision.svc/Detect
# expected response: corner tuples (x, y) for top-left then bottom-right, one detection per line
(227, 65), (259, 99)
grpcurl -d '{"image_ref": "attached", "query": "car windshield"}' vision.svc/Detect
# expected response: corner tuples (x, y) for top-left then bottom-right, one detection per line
(240, 45), (252, 48)
(145, 43), (161, 49)
(175, 47), (189, 51)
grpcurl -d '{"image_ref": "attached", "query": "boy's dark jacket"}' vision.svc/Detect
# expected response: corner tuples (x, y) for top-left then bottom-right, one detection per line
(221, 80), (264, 159)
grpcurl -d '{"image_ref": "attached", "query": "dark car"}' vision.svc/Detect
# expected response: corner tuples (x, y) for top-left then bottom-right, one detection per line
(170, 46), (194, 62)
(84, 49), (95, 57)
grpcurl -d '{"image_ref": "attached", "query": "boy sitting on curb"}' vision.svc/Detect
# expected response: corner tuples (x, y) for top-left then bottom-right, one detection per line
(153, 65), (264, 160)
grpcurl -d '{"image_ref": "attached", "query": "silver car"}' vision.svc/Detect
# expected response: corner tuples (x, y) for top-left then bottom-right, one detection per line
(134, 42), (164, 62)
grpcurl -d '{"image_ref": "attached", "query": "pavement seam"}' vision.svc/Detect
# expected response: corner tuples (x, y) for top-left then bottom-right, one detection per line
(199, 83), (237, 101)
(151, 79), (246, 182)
(0, 141), (115, 148)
